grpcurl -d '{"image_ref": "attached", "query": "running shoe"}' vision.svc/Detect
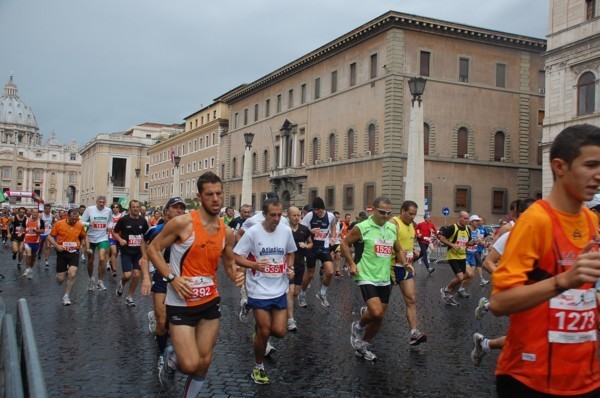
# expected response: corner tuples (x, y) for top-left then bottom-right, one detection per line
(12, 252), (16, 260)
(287, 318), (297, 332)
(355, 342), (377, 361)
(251, 367), (270, 385)
(427, 267), (435, 274)
(475, 297), (490, 320)
(157, 354), (164, 371)
(148, 310), (157, 333)
(81, 254), (86, 263)
(37, 254), (41, 260)
(27, 270), (33, 280)
(409, 330), (428, 345)
(112, 271), (118, 278)
(350, 321), (364, 349)
(87, 277), (95, 292)
(62, 295), (72, 306)
(160, 345), (177, 381)
(457, 288), (470, 298)
(447, 296), (460, 306)
(471, 333), (486, 366)
(316, 292), (330, 307)
(22, 269), (29, 277)
(97, 280), (107, 291)
(480, 278), (490, 286)
(298, 292), (307, 308)
(335, 271), (343, 278)
(440, 287), (451, 304)
(116, 280), (124, 296)
(360, 306), (367, 317)
(125, 296), (136, 307)
(265, 341), (277, 357)
(239, 299), (250, 323)
(17, 263), (21, 269)
(45, 261), (49, 267)
(106, 264), (111, 271)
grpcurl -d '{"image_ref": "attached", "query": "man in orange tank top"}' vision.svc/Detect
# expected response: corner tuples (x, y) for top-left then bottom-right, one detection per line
(146, 172), (240, 398)
(490, 124), (600, 397)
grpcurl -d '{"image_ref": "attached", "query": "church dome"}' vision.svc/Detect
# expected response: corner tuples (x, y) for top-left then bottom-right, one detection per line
(0, 75), (38, 128)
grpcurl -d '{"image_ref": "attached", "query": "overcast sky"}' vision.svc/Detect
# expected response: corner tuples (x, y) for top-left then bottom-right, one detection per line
(0, 0), (549, 146)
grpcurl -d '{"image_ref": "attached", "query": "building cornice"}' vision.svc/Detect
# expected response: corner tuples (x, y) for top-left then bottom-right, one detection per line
(148, 119), (228, 153)
(215, 11), (547, 104)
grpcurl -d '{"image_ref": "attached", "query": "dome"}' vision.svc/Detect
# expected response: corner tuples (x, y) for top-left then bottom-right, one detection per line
(0, 75), (38, 128)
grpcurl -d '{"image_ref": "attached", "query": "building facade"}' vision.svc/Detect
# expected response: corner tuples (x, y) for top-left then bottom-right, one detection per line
(147, 102), (228, 208)
(79, 123), (182, 206)
(215, 11), (546, 222)
(0, 75), (82, 207)
(543, 0), (599, 194)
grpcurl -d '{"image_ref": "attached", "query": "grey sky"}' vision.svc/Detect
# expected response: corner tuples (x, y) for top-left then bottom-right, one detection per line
(0, 0), (548, 145)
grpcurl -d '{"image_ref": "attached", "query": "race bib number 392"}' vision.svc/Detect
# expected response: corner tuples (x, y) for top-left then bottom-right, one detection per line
(185, 276), (217, 302)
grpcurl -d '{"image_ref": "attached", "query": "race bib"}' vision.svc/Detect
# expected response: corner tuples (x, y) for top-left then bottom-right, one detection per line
(92, 221), (107, 229)
(128, 234), (142, 247)
(185, 276), (217, 302)
(15, 226), (24, 234)
(44, 225), (52, 234)
(63, 241), (78, 252)
(456, 236), (468, 248)
(374, 238), (393, 258)
(262, 259), (285, 277)
(314, 229), (329, 241)
(548, 288), (597, 344)
(405, 251), (414, 263)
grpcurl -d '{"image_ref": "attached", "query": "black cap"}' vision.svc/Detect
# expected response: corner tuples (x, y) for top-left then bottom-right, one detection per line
(165, 197), (186, 209)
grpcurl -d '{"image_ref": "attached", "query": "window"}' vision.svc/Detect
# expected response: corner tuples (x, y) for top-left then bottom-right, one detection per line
(254, 104), (259, 122)
(538, 70), (545, 93)
(454, 186), (471, 212)
(70, 153), (76, 161)
(420, 51), (430, 77)
(424, 183), (432, 211)
(2, 167), (10, 180)
(368, 124), (376, 154)
(309, 188), (318, 204)
(276, 94), (281, 113)
(221, 164), (225, 178)
(232, 158), (237, 178)
(344, 185), (354, 209)
(265, 99), (271, 117)
(586, 0), (596, 20)
(312, 137), (319, 164)
(328, 133), (336, 160)
(187, 164), (191, 173)
(244, 108), (248, 125)
(301, 84), (306, 104)
(492, 189), (507, 214)
(192, 162), (196, 172)
(347, 129), (355, 159)
(145, 163), (149, 175)
(496, 63), (506, 88)
(364, 183), (375, 208)
(234, 113), (238, 129)
(370, 54), (378, 79)
(494, 132), (505, 161)
(230, 196), (236, 208)
(210, 157), (215, 167)
(459, 57), (469, 83)
(325, 187), (335, 210)
(350, 62), (356, 86)
(457, 127), (469, 158)
(263, 150), (269, 173)
(253, 152), (258, 173)
(212, 133), (216, 146)
(288, 89), (294, 109)
(299, 140), (305, 165)
(577, 72), (596, 116)
(314, 78), (320, 99)
(274, 146), (280, 168)
(424, 123), (430, 156)
(331, 70), (337, 93)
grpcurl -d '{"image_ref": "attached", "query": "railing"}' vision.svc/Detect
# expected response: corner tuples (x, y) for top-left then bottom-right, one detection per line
(269, 167), (307, 179)
(0, 297), (47, 398)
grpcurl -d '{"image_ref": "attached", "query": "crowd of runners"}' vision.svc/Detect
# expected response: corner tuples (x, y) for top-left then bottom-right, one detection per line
(1, 124), (598, 397)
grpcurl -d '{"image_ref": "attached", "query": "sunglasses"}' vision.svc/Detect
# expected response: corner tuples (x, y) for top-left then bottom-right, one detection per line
(111, 206), (119, 209)
(375, 208), (392, 216)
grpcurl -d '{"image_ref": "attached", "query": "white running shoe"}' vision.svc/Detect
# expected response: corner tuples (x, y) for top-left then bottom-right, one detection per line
(298, 292), (307, 308)
(355, 342), (377, 361)
(88, 277), (95, 291)
(116, 280), (124, 296)
(239, 299), (250, 323)
(287, 318), (297, 332)
(360, 306), (367, 317)
(316, 292), (330, 307)
(62, 295), (72, 306)
(265, 340), (277, 357)
(475, 297), (490, 320)
(457, 288), (470, 298)
(471, 333), (486, 366)
(350, 321), (364, 349)
(148, 311), (157, 334)
(97, 280), (107, 291)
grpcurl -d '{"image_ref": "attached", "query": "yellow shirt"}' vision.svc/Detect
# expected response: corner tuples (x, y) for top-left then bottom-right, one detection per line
(391, 216), (416, 264)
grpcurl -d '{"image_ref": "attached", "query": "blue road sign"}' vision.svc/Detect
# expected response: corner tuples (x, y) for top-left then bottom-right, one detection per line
(442, 207), (450, 216)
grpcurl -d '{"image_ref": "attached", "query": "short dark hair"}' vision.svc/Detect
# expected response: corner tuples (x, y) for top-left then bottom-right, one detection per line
(401, 200), (418, 212)
(197, 172), (223, 194)
(516, 198), (536, 217)
(225, 206), (233, 212)
(550, 124), (600, 167)
(312, 197), (325, 210)
(333, 211), (340, 216)
(262, 198), (282, 213)
(111, 203), (123, 212)
(79, 205), (86, 209)
(373, 196), (391, 209)
(509, 200), (519, 212)
(67, 208), (79, 216)
(18, 207), (26, 212)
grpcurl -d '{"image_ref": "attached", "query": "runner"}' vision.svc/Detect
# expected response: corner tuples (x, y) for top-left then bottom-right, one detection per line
(40, 203), (54, 266)
(331, 211), (343, 278)
(388, 200), (428, 345)
(286, 206), (312, 332)
(341, 196), (398, 361)
(108, 203), (125, 277)
(438, 211), (474, 306)
(299, 197), (337, 308)
(46, 208), (90, 305)
(229, 204), (252, 233)
(8, 206), (27, 268)
(81, 195), (112, 291)
(414, 212), (437, 274)
(112, 200), (149, 307)
(465, 215), (489, 286)
(489, 124), (600, 397)
(1, 210), (9, 245)
(221, 206), (234, 226)
(146, 171), (239, 397)
(22, 208), (44, 279)
(234, 197), (296, 384)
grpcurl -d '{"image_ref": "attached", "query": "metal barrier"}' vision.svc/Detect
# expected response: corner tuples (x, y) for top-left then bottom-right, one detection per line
(0, 297), (47, 398)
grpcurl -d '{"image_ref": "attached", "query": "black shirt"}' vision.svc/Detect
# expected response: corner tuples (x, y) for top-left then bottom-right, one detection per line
(114, 215), (149, 255)
(291, 224), (311, 260)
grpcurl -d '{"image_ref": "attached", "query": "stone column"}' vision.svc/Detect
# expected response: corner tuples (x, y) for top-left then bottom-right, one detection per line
(405, 99), (425, 219)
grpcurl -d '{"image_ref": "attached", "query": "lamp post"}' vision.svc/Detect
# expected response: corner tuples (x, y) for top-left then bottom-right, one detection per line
(241, 132), (254, 207)
(405, 76), (427, 219)
(173, 155), (181, 198)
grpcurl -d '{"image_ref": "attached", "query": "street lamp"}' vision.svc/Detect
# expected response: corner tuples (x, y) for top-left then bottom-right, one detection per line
(173, 155), (181, 197)
(241, 132), (254, 207)
(405, 76), (427, 219)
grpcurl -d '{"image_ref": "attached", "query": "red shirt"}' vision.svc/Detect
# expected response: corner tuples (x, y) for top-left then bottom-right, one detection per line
(415, 221), (437, 244)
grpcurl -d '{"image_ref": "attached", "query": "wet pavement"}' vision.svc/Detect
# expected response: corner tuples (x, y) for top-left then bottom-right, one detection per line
(0, 244), (508, 397)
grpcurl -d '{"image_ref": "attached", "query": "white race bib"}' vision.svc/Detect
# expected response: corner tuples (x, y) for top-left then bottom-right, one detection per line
(548, 288), (597, 344)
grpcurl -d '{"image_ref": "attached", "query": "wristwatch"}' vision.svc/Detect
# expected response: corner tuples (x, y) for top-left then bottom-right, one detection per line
(166, 273), (176, 283)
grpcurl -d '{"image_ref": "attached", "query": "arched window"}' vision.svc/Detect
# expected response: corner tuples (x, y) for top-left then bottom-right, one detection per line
(312, 137), (319, 164)
(329, 133), (336, 160)
(232, 158), (237, 178)
(494, 131), (505, 161)
(457, 127), (468, 158)
(368, 124), (376, 154)
(424, 123), (430, 156)
(347, 129), (355, 159)
(252, 152), (258, 173)
(578, 72), (596, 116)
(287, 137), (293, 167)
(263, 150), (269, 173)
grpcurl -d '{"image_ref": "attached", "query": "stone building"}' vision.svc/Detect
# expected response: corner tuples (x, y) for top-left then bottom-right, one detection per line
(147, 102), (228, 208)
(79, 122), (182, 207)
(0, 75), (82, 207)
(215, 11), (546, 222)
(543, 0), (599, 194)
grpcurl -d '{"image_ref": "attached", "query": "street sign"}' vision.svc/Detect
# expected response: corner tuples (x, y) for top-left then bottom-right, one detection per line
(442, 207), (450, 216)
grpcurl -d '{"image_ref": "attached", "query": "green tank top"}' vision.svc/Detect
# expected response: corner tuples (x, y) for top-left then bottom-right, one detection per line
(354, 216), (397, 284)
